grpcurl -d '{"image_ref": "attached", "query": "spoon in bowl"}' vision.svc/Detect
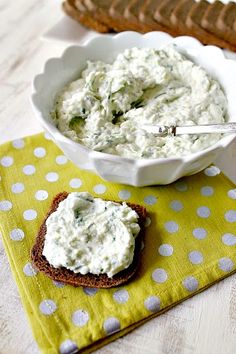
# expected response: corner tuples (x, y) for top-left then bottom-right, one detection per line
(141, 122), (236, 137)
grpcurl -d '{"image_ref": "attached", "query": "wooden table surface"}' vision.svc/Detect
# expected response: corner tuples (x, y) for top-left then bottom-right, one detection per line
(0, 1), (236, 353)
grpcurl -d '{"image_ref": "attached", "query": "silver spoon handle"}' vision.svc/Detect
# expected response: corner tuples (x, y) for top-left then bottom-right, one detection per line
(142, 122), (236, 137)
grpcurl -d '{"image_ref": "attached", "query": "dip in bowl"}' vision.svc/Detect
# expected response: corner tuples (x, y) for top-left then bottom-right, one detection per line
(31, 32), (236, 186)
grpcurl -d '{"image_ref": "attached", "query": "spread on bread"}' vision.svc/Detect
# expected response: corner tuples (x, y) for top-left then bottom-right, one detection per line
(31, 192), (146, 288)
(43, 192), (140, 278)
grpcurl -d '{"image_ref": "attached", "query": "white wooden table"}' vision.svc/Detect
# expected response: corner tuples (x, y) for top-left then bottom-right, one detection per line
(0, 1), (236, 353)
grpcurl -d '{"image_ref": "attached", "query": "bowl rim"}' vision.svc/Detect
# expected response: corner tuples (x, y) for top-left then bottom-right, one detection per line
(31, 31), (236, 167)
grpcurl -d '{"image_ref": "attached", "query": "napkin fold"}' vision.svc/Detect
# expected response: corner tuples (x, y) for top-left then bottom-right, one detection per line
(0, 132), (236, 354)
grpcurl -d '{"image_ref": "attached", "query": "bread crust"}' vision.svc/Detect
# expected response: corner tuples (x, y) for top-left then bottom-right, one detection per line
(139, 0), (177, 35)
(62, 0), (111, 33)
(31, 192), (147, 288)
(216, 2), (236, 46)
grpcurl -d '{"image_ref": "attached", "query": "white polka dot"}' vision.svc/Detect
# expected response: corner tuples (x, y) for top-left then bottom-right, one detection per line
(144, 296), (161, 312)
(183, 276), (199, 292)
(144, 195), (157, 205)
(225, 210), (236, 222)
(59, 340), (78, 354)
(170, 200), (183, 211)
(23, 164), (36, 175)
(113, 289), (129, 304)
(152, 268), (168, 283)
(11, 182), (25, 194)
(145, 217), (151, 227)
(228, 189), (236, 200)
(222, 233), (236, 246)
(83, 287), (98, 296)
(93, 184), (107, 194)
(23, 209), (37, 220)
(188, 251), (203, 265)
(53, 281), (66, 288)
(56, 155), (68, 165)
(118, 190), (131, 200)
(218, 257), (234, 272)
(12, 139), (25, 149)
(72, 310), (89, 327)
(201, 186), (214, 196)
(23, 262), (38, 276)
(0, 200), (12, 211)
(69, 178), (82, 189)
(164, 221), (179, 233)
(175, 180), (188, 191)
(204, 166), (220, 176)
(1, 156), (13, 167)
(34, 147), (46, 158)
(158, 244), (173, 257)
(45, 172), (59, 182)
(197, 206), (211, 218)
(103, 317), (120, 335)
(39, 299), (57, 315)
(192, 227), (207, 240)
(35, 190), (48, 201)
(10, 228), (25, 241)
(44, 132), (52, 140)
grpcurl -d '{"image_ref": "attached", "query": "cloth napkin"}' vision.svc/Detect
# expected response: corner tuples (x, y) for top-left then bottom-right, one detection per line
(0, 132), (236, 354)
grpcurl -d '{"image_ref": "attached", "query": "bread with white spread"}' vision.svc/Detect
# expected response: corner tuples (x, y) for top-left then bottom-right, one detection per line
(31, 192), (147, 288)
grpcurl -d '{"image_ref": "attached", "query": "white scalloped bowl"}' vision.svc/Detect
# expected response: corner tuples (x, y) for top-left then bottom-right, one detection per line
(31, 32), (236, 186)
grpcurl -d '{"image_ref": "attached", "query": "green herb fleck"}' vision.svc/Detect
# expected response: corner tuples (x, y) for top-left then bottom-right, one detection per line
(112, 111), (122, 124)
(69, 116), (84, 127)
(131, 98), (143, 109)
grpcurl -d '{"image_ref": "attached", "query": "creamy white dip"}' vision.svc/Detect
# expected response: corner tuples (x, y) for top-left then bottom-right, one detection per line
(53, 45), (227, 158)
(43, 192), (140, 278)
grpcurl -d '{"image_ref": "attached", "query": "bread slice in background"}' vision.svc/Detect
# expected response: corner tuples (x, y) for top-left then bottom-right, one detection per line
(186, 0), (236, 51)
(216, 2), (236, 46)
(63, 0), (111, 33)
(201, 1), (224, 36)
(170, 0), (194, 35)
(109, 0), (138, 32)
(124, 0), (147, 32)
(154, 0), (180, 30)
(140, 0), (177, 35)
(31, 192), (147, 288)
(82, 0), (121, 32)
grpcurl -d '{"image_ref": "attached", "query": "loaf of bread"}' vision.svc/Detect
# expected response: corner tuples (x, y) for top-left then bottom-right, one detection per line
(62, 0), (236, 51)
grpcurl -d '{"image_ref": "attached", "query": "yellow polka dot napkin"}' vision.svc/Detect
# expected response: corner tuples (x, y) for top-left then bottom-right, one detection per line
(0, 132), (236, 354)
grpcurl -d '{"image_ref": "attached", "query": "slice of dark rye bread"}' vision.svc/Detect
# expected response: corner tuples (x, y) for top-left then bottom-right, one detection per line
(31, 192), (147, 288)
(201, 1), (236, 47)
(62, 0), (111, 33)
(82, 0), (122, 32)
(109, 0), (139, 32)
(139, 0), (165, 30)
(139, 0), (178, 35)
(201, 1), (224, 35)
(186, 0), (236, 51)
(170, 0), (194, 35)
(217, 2), (236, 46)
(154, 0), (180, 29)
(124, 0), (147, 32)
